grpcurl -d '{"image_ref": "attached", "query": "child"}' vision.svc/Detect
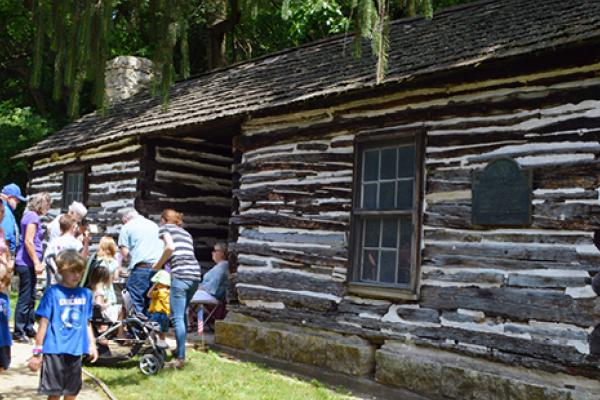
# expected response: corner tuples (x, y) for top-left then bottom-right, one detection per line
(0, 262), (12, 372)
(94, 236), (120, 309)
(28, 250), (98, 399)
(147, 270), (170, 348)
(87, 266), (120, 322)
(44, 214), (84, 286)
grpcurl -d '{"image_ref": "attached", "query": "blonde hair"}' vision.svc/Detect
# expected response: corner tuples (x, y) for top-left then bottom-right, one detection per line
(0, 262), (10, 290)
(56, 250), (86, 274)
(161, 209), (183, 226)
(59, 214), (76, 234)
(97, 236), (117, 259)
(27, 192), (51, 214)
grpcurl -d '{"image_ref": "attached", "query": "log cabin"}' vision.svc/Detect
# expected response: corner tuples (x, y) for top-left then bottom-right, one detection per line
(18, 0), (600, 397)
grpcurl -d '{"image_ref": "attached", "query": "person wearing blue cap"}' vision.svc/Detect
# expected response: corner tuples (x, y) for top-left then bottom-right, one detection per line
(0, 183), (26, 257)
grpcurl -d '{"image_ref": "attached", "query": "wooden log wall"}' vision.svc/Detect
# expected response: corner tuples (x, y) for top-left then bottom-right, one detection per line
(139, 136), (233, 265)
(28, 138), (142, 240)
(231, 49), (600, 377)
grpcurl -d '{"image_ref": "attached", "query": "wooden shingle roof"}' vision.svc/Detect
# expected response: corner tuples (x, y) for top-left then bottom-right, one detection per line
(19, 0), (600, 158)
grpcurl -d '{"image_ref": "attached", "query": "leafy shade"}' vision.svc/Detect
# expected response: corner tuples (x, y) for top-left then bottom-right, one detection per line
(30, 0), (461, 119)
(0, 101), (54, 188)
(30, 0), (193, 117)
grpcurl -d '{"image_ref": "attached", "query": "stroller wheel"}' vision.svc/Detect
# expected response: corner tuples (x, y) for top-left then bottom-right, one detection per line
(139, 353), (162, 375)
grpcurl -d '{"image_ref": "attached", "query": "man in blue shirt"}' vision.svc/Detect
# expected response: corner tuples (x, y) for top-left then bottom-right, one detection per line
(1, 183), (26, 256)
(118, 208), (163, 314)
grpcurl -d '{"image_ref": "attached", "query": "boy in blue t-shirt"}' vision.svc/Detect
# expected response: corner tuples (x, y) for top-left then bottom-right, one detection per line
(0, 262), (11, 372)
(28, 250), (98, 398)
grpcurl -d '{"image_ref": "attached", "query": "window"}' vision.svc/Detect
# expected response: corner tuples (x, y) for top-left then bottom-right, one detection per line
(63, 170), (87, 208)
(349, 132), (424, 299)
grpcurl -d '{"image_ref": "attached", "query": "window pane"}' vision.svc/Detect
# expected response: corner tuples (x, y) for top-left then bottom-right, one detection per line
(364, 219), (380, 247)
(379, 182), (396, 209)
(380, 148), (397, 180)
(363, 183), (377, 209)
(361, 249), (378, 281)
(364, 150), (379, 181)
(397, 263), (411, 284)
(398, 145), (415, 178)
(380, 251), (397, 283)
(398, 217), (412, 284)
(381, 218), (398, 248)
(65, 172), (85, 206)
(396, 180), (413, 209)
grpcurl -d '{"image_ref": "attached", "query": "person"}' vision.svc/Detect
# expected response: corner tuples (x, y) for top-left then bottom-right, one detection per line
(0, 262), (12, 372)
(44, 214), (86, 287)
(0, 202), (12, 273)
(93, 236), (120, 309)
(47, 201), (87, 243)
(13, 192), (51, 343)
(87, 266), (120, 323)
(0, 183), (26, 257)
(147, 270), (170, 348)
(28, 250), (98, 399)
(117, 208), (163, 315)
(193, 242), (229, 303)
(152, 209), (202, 369)
(190, 242), (229, 333)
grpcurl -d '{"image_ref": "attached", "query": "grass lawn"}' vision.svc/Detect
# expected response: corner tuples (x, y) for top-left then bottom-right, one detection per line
(9, 289), (17, 318)
(86, 349), (359, 400)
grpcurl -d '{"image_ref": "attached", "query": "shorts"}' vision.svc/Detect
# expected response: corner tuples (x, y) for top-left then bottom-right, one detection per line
(39, 354), (82, 396)
(150, 312), (170, 333)
(0, 346), (10, 370)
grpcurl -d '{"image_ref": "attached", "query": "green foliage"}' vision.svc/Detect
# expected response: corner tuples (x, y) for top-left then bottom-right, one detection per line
(236, 0), (350, 60)
(0, 101), (56, 188)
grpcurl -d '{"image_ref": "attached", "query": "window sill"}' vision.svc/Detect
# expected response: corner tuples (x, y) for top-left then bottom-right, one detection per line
(347, 282), (419, 301)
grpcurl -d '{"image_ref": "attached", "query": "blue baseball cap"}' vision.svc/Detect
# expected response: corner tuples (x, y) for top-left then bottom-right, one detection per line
(2, 183), (26, 202)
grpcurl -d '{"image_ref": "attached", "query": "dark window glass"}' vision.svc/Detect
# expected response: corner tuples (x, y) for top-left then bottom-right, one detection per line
(379, 182), (396, 209)
(398, 145), (415, 178)
(64, 171), (85, 208)
(381, 218), (398, 248)
(364, 219), (380, 247)
(363, 183), (378, 209)
(380, 251), (397, 283)
(380, 148), (397, 180)
(397, 180), (414, 209)
(353, 137), (420, 292)
(361, 250), (378, 281)
(364, 150), (379, 181)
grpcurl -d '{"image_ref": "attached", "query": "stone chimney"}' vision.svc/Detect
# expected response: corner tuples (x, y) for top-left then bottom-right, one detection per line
(104, 56), (155, 105)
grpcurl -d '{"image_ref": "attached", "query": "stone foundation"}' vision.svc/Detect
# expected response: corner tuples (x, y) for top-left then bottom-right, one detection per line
(216, 313), (600, 400)
(215, 312), (375, 376)
(376, 342), (600, 400)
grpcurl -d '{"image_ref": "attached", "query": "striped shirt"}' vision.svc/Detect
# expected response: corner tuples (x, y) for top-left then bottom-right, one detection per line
(158, 224), (202, 281)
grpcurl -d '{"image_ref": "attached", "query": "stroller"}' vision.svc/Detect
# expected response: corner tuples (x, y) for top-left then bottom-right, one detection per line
(89, 289), (167, 375)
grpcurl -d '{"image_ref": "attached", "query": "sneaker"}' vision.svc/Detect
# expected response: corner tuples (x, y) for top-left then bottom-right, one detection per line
(165, 359), (184, 369)
(156, 339), (169, 349)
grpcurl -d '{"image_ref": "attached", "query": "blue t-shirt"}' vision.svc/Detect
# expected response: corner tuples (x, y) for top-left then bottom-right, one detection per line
(0, 200), (18, 254)
(0, 292), (11, 347)
(35, 285), (93, 356)
(118, 215), (163, 270)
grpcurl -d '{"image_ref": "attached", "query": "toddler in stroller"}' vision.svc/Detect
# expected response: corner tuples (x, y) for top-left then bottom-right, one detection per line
(89, 289), (167, 375)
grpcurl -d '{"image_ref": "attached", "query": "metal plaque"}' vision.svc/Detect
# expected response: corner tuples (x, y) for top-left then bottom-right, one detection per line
(472, 158), (532, 226)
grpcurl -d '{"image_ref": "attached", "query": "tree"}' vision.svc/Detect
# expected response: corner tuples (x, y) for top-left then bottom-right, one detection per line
(28, 0), (474, 119)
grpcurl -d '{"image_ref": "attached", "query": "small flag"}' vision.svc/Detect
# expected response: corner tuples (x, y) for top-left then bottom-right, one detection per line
(197, 307), (204, 335)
